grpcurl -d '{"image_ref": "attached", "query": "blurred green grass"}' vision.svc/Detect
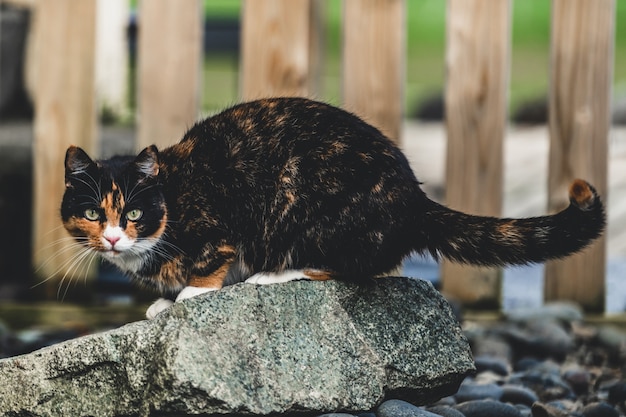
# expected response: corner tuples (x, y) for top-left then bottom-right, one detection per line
(200, 0), (625, 116)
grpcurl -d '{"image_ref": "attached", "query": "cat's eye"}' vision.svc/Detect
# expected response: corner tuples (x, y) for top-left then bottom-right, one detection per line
(126, 209), (143, 221)
(84, 209), (100, 221)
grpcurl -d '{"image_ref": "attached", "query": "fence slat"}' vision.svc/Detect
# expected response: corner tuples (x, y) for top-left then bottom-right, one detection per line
(440, 0), (511, 308)
(342, 0), (405, 143)
(240, 0), (318, 100)
(95, 0), (130, 119)
(544, 0), (614, 313)
(32, 0), (98, 286)
(137, 0), (202, 150)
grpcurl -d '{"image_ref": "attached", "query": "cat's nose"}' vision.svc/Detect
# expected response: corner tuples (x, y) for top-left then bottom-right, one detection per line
(105, 236), (120, 247)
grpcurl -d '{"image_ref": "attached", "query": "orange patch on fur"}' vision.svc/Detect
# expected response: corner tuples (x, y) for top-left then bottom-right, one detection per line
(569, 179), (594, 208)
(238, 118), (255, 133)
(216, 244), (237, 257)
(157, 256), (187, 290)
(101, 187), (124, 227)
(64, 217), (106, 250)
(496, 221), (522, 244)
(303, 269), (333, 281)
(189, 261), (233, 289)
(172, 138), (196, 159)
(231, 108), (245, 119)
(66, 218), (96, 237)
(260, 99), (278, 110)
(371, 179), (384, 194)
(124, 221), (139, 241)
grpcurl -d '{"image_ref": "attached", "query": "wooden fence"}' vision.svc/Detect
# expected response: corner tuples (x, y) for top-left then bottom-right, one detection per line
(28, 0), (615, 312)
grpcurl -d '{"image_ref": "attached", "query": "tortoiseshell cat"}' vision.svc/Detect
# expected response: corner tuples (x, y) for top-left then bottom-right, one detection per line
(61, 98), (605, 318)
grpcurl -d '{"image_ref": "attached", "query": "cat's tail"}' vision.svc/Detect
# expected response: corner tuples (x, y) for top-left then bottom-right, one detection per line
(421, 179), (606, 266)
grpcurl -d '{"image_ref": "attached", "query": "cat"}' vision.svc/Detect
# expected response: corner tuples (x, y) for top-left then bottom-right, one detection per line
(61, 97), (606, 318)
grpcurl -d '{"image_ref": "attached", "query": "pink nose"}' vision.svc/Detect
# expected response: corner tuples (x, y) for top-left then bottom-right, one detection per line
(106, 236), (120, 247)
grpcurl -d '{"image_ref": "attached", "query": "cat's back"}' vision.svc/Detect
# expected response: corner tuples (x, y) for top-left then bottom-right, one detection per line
(158, 97), (419, 207)
(180, 98), (397, 157)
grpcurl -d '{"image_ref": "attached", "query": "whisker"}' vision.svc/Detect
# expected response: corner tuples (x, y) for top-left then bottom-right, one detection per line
(57, 247), (94, 300)
(83, 251), (99, 286)
(43, 224), (70, 237)
(68, 174), (101, 202)
(32, 245), (92, 289)
(126, 183), (161, 204)
(37, 236), (89, 254)
(34, 241), (91, 275)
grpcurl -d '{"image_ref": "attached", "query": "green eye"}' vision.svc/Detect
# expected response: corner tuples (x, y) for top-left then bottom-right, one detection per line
(84, 209), (100, 221)
(126, 209), (143, 221)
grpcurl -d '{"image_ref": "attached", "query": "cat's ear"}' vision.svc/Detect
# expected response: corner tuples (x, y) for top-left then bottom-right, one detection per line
(65, 146), (95, 177)
(135, 145), (160, 178)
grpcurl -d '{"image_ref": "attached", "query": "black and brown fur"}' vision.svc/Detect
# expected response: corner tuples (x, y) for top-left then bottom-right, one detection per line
(61, 97), (606, 296)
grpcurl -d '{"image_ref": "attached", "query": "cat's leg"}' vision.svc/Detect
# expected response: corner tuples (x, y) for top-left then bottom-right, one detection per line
(146, 248), (235, 318)
(245, 269), (332, 285)
(179, 243), (236, 296)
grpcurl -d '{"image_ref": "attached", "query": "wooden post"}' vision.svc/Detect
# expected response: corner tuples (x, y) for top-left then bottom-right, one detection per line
(544, 0), (614, 313)
(137, 0), (202, 150)
(440, 0), (511, 308)
(32, 0), (98, 284)
(342, 0), (405, 143)
(240, 0), (319, 100)
(95, 0), (130, 119)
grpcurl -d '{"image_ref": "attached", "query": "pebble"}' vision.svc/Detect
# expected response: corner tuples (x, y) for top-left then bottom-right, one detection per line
(545, 399), (578, 413)
(608, 380), (626, 404)
(596, 326), (626, 359)
(505, 302), (583, 324)
(425, 405), (465, 417)
(562, 366), (592, 395)
(467, 332), (513, 363)
(581, 401), (619, 417)
(474, 355), (510, 376)
(500, 384), (539, 406)
(514, 357), (543, 372)
(531, 402), (571, 417)
(513, 404), (532, 417)
(509, 364), (575, 402)
(454, 380), (503, 402)
(317, 414), (358, 417)
(376, 400), (440, 417)
(454, 399), (523, 416)
(503, 319), (575, 360)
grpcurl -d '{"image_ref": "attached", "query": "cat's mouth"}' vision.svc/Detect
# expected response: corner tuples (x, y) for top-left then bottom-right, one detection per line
(99, 247), (124, 257)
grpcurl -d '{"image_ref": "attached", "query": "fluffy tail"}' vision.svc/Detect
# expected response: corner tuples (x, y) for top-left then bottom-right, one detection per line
(422, 179), (606, 266)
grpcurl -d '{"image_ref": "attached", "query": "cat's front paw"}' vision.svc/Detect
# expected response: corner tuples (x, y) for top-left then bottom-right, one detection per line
(146, 298), (174, 319)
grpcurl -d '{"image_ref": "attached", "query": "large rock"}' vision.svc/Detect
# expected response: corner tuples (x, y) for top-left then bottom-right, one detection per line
(0, 278), (474, 417)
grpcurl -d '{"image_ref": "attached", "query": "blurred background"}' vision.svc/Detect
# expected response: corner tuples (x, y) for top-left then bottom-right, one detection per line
(0, 0), (625, 355)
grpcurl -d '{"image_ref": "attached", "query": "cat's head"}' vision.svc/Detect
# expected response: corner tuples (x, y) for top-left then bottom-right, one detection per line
(61, 145), (167, 269)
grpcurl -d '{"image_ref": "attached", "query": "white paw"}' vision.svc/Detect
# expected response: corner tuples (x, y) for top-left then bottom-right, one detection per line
(146, 298), (174, 319)
(245, 270), (308, 285)
(175, 286), (218, 302)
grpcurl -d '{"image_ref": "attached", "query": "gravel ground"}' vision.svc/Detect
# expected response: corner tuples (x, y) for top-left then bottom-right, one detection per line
(2, 300), (626, 416)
